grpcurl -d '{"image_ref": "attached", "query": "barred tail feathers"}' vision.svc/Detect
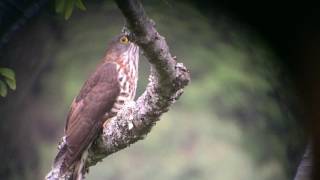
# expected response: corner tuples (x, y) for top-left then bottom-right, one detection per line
(45, 138), (90, 180)
(71, 151), (88, 180)
(45, 137), (69, 180)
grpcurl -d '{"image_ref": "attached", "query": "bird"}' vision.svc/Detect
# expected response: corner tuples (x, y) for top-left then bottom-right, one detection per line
(46, 33), (140, 180)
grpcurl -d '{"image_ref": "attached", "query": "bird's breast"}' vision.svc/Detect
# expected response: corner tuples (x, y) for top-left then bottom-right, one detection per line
(109, 62), (138, 115)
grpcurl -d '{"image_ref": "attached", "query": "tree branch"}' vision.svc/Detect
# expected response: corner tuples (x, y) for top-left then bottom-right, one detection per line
(85, 0), (190, 173)
(294, 143), (312, 180)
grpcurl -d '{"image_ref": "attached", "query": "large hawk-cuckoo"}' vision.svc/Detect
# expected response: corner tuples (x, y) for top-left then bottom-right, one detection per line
(46, 33), (139, 180)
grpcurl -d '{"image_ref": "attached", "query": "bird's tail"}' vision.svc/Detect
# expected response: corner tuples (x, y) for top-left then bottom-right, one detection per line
(45, 137), (89, 180)
(70, 151), (88, 180)
(45, 136), (69, 180)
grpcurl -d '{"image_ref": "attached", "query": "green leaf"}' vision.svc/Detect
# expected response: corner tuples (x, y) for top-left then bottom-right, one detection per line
(0, 80), (7, 97)
(5, 78), (16, 90)
(75, 0), (86, 11)
(0, 67), (15, 80)
(64, 0), (75, 20)
(55, 0), (65, 14)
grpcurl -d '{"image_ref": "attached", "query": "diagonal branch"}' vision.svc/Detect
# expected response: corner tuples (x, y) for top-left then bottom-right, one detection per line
(85, 0), (190, 170)
(294, 143), (312, 180)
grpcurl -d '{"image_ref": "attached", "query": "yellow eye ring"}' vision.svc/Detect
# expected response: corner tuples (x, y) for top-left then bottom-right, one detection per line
(119, 36), (129, 44)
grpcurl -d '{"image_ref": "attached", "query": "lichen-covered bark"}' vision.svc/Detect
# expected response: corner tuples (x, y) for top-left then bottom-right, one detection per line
(86, 0), (190, 171)
(294, 143), (312, 180)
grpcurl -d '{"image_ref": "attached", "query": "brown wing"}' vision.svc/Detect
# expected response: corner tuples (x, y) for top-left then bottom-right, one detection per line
(63, 62), (119, 168)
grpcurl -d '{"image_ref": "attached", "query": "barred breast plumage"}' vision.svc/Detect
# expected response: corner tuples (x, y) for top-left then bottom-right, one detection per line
(105, 43), (139, 119)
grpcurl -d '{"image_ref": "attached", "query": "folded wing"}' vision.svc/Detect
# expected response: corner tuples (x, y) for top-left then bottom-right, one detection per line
(54, 62), (120, 173)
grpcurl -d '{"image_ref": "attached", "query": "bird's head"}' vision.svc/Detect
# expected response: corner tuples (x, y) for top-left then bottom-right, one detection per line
(105, 33), (139, 63)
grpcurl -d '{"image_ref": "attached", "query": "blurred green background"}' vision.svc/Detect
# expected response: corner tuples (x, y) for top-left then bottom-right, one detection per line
(0, 1), (305, 180)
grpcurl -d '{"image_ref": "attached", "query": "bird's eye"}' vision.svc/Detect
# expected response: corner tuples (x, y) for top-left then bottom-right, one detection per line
(119, 36), (129, 44)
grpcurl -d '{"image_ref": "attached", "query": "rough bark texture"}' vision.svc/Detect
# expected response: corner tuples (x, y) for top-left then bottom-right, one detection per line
(85, 0), (190, 174)
(294, 143), (312, 180)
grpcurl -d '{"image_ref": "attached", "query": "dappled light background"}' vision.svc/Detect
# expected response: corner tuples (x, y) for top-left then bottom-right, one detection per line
(0, 1), (305, 180)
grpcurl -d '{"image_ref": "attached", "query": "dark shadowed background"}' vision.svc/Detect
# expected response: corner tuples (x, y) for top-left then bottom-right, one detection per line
(1, 0), (319, 179)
